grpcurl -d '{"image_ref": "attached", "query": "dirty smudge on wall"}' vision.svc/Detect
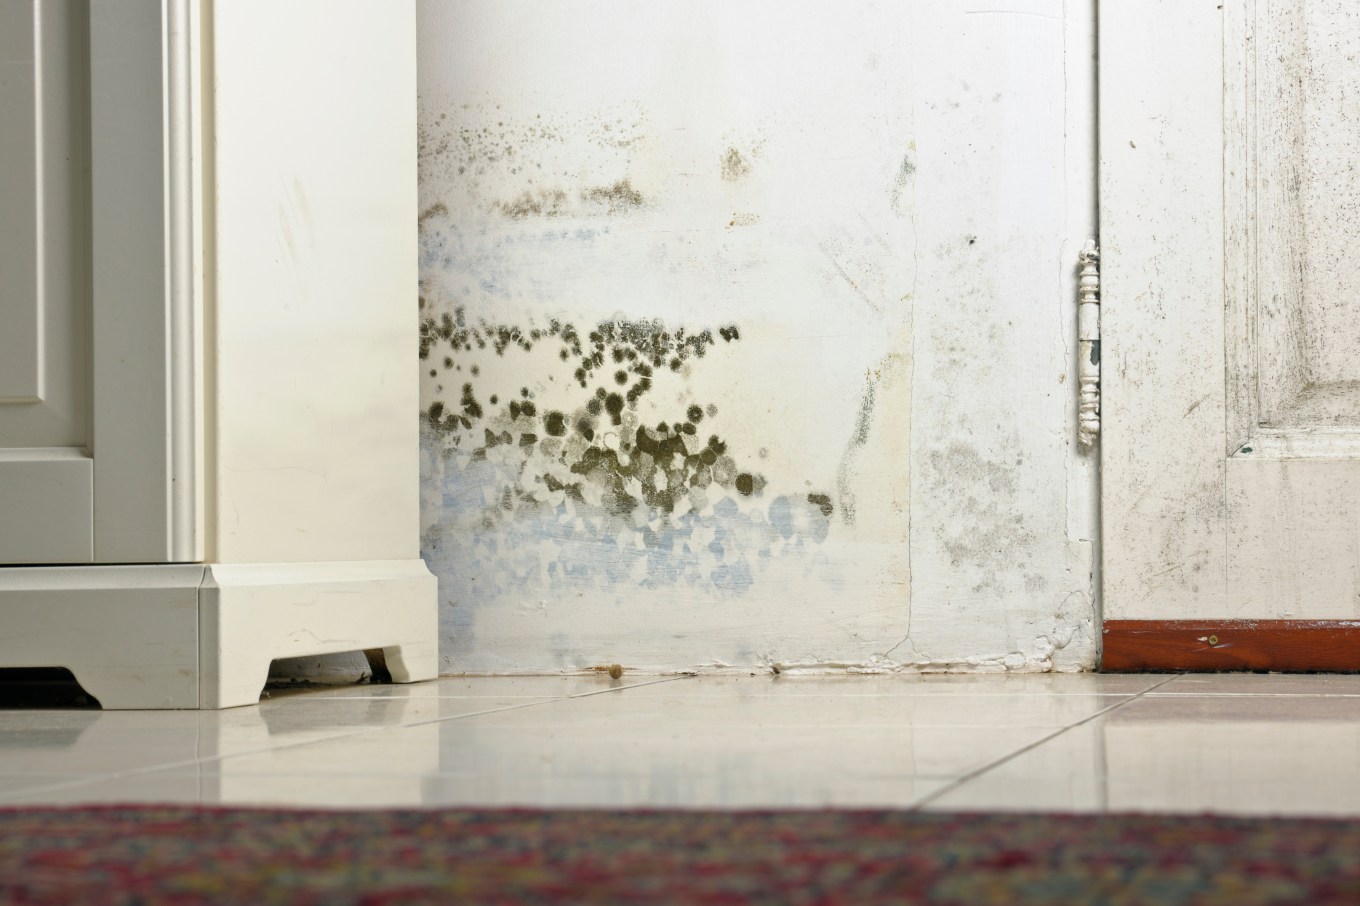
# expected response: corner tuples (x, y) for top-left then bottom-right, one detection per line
(415, 0), (1097, 673)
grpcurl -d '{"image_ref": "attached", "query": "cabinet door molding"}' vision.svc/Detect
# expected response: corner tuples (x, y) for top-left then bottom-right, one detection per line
(89, 0), (201, 563)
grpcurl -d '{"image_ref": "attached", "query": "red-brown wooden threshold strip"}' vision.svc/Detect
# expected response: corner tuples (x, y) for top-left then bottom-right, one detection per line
(1102, 620), (1360, 672)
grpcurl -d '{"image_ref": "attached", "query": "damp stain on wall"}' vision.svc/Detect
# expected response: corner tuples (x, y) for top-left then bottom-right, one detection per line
(720, 147), (751, 181)
(493, 179), (646, 220)
(419, 307), (838, 599)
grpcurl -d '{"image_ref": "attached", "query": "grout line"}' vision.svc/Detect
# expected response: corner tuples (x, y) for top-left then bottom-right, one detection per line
(907, 673), (1183, 812)
(0, 677), (693, 804)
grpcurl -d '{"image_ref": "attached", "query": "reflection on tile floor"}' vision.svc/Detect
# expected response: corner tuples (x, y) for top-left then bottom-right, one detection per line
(0, 672), (1356, 815)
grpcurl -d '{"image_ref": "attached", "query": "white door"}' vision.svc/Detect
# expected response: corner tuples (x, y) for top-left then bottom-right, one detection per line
(0, 0), (197, 565)
(1101, 0), (1360, 664)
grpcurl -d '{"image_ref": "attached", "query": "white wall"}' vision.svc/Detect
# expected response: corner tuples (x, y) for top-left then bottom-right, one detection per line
(417, 0), (1098, 674)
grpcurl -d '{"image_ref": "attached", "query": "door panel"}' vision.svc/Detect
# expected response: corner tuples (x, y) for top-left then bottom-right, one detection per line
(1101, 0), (1227, 621)
(1103, 0), (1360, 628)
(1244, 0), (1360, 430)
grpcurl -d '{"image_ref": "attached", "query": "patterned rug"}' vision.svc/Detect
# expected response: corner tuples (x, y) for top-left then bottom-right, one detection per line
(1, 807), (1357, 904)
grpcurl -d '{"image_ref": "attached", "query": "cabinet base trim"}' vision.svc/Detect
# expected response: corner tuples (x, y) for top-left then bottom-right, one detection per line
(1102, 620), (1360, 672)
(200, 560), (438, 709)
(0, 560), (438, 709)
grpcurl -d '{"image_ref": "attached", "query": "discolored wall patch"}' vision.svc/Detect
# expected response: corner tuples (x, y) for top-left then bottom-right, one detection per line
(720, 147), (751, 181)
(420, 306), (837, 605)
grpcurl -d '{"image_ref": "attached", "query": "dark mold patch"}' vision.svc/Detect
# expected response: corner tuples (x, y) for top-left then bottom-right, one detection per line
(489, 180), (644, 220)
(808, 493), (834, 517)
(890, 151), (916, 216)
(721, 148), (751, 181)
(420, 312), (835, 566)
(419, 202), (449, 225)
(834, 377), (878, 525)
(495, 188), (569, 219)
(584, 178), (645, 213)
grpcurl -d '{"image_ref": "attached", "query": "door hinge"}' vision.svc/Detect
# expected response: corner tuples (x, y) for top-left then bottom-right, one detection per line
(1077, 240), (1101, 447)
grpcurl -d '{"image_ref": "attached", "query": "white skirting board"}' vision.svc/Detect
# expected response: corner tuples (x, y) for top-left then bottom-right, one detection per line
(0, 560), (437, 709)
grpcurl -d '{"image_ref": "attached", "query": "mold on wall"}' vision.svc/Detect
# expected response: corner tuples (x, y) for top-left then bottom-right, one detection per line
(416, 0), (1097, 674)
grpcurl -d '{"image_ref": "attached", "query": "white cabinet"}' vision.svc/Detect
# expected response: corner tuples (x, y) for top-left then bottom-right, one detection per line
(0, 0), (437, 708)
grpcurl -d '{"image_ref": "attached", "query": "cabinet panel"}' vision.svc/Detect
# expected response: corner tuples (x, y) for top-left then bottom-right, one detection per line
(0, 1), (197, 564)
(0, 1), (41, 403)
(0, 448), (92, 563)
(0, 0), (91, 445)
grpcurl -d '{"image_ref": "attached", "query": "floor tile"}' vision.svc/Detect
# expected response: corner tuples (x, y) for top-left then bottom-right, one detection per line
(0, 694), (553, 778)
(1151, 673), (1360, 696)
(0, 774), (113, 802)
(925, 691), (1360, 817)
(185, 716), (1049, 781)
(459, 678), (1134, 730)
(8, 672), (1360, 816)
(4, 767), (957, 810)
(2, 772), (424, 808)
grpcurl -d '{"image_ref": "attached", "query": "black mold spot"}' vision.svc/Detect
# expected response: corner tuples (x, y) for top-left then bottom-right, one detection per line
(460, 384), (483, 420)
(544, 411), (567, 437)
(808, 493), (834, 517)
(686, 405), (703, 424)
(735, 473), (755, 496)
(605, 393), (624, 425)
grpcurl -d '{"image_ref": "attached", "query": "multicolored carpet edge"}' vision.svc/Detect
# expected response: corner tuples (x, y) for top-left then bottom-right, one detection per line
(1, 805), (1357, 904)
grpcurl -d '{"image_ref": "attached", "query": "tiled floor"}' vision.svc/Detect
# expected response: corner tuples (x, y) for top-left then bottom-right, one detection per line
(1, 672), (1358, 814)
